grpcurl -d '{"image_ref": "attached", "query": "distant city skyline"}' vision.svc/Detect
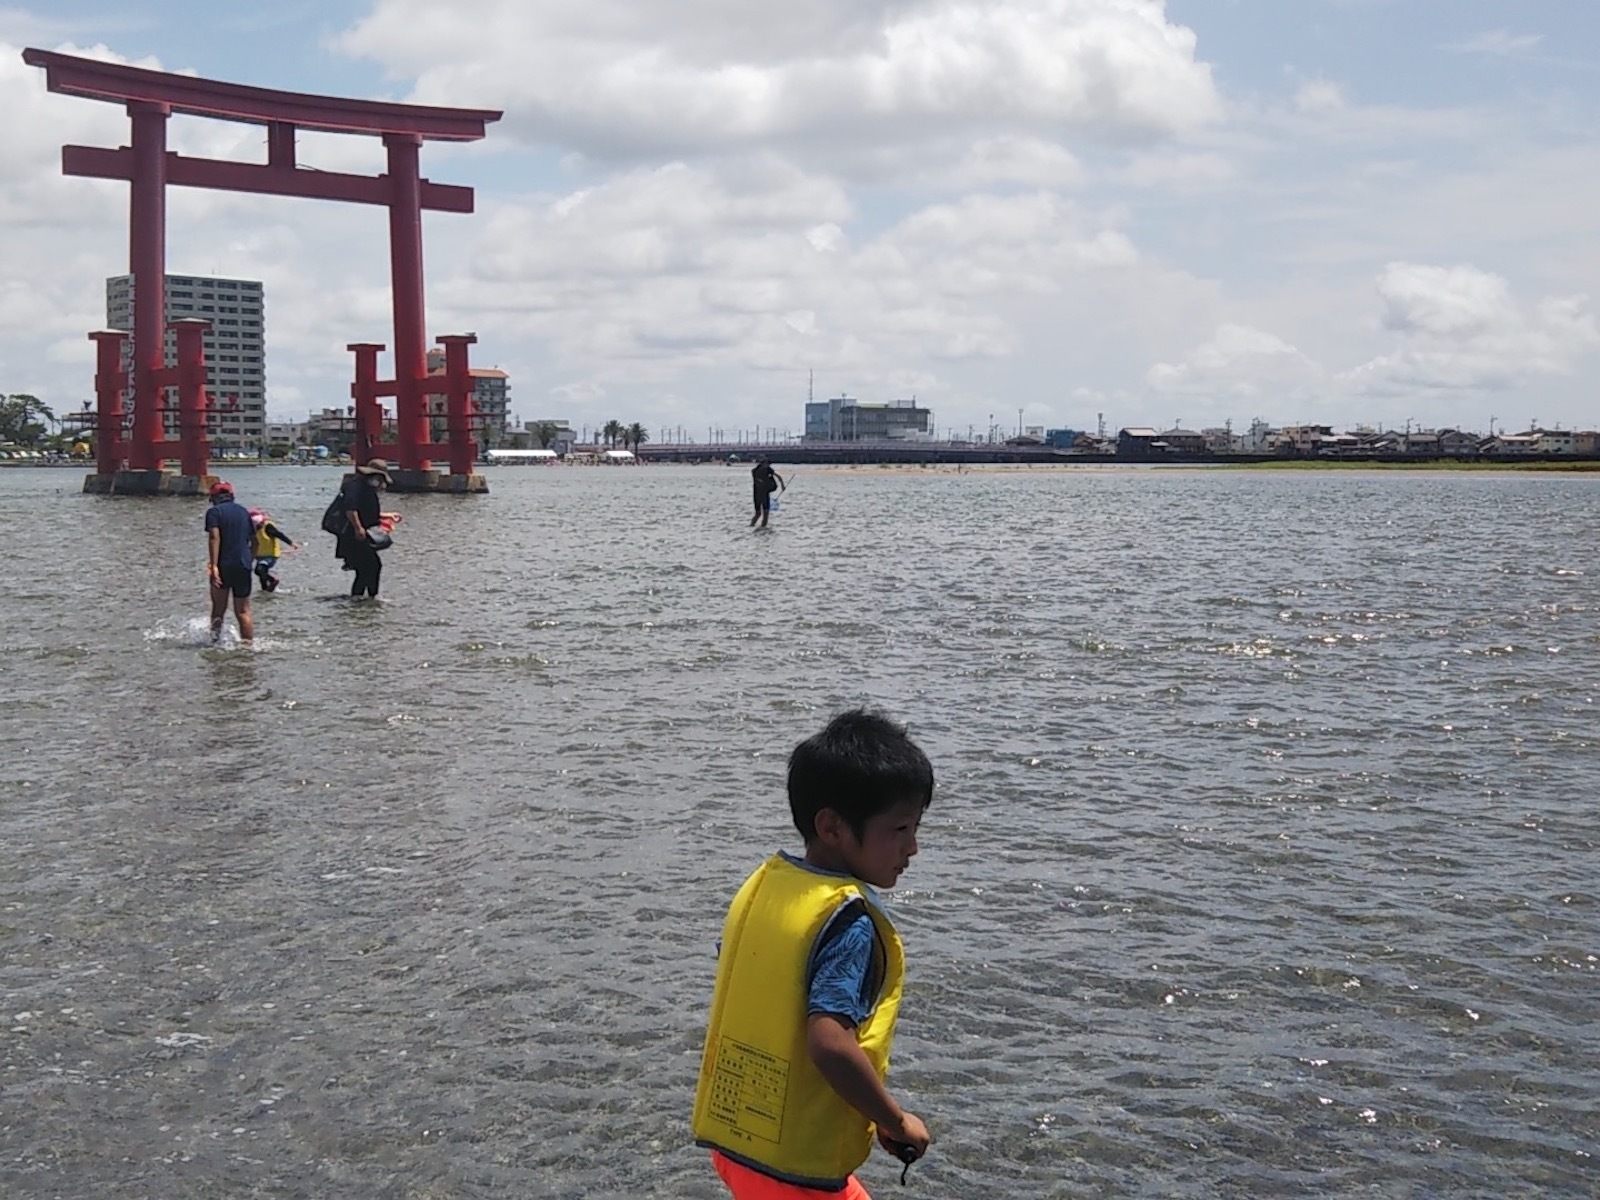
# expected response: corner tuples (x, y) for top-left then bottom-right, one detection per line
(3, 2), (1599, 439)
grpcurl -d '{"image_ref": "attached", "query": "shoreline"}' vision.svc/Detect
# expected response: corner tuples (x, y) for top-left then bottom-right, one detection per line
(8, 457), (1598, 474)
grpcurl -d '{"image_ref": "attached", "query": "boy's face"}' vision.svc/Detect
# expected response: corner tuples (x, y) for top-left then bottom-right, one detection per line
(816, 797), (924, 889)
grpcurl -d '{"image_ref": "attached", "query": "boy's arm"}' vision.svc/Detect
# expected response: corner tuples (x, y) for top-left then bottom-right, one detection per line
(266, 522), (295, 547)
(206, 526), (222, 585)
(805, 1015), (930, 1156)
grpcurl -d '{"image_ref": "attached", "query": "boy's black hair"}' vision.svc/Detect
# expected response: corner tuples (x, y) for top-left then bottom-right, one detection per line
(788, 708), (934, 842)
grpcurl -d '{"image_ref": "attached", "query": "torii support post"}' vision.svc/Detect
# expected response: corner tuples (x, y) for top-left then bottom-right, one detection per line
(126, 101), (168, 474)
(437, 334), (478, 479)
(171, 318), (212, 480)
(23, 47), (501, 496)
(347, 343), (389, 464)
(386, 134), (430, 473)
(85, 331), (128, 492)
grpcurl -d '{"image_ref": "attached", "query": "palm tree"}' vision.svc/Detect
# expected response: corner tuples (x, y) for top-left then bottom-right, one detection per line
(626, 422), (648, 452)
(602, 419), (624, 448)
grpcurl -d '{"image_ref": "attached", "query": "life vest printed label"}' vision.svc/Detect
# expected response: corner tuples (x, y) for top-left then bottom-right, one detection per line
(706, 1036), (788, 1144)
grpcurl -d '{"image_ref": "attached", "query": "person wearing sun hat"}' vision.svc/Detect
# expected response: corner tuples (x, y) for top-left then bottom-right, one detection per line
(204, 479), (255, 643)
(335, 457), (400, 599)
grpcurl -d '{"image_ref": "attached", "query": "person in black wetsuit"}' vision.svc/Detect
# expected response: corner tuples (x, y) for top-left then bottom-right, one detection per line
(750, 458), (784, 528)
(335, 458), (397, 599)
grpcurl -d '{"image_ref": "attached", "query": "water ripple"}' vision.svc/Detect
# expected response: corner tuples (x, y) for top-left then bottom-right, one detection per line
(1, 465), (1598, 1196)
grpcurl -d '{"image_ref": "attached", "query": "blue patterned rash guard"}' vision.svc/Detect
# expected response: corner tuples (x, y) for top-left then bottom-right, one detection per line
(807, 911), (878, 1027)
(773, 851), (884, 1029)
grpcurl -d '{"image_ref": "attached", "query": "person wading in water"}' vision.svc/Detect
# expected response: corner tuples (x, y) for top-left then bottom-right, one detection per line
(204, 480), (256, 644)
(334, 458), (399, 599)
(751, 458), (785, 529)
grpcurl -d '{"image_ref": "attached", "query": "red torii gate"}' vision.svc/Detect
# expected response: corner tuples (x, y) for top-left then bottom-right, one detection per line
(23, 48), (501, 494)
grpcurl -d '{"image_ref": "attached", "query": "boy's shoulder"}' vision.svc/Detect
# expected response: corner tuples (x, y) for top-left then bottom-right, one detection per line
(734, 852), (881, 916)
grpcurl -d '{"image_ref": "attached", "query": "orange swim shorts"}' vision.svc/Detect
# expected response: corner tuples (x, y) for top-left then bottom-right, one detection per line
(711, 1151), (872, 1200)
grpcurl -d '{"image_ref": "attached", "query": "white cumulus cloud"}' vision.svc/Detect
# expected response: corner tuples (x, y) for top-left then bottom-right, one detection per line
(1146, 322), (1322, 400)
(1344, 262), (1598, 394)
(336, 0), (1220, 165)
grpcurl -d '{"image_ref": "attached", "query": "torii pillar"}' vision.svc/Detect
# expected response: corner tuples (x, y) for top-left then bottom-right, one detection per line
(23, 47), (501, 495)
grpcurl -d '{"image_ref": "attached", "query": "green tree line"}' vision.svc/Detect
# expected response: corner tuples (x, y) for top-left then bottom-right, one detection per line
(0, 394), (57, 446)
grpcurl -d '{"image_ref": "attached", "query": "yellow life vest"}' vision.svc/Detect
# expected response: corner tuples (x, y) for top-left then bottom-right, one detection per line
(252, 525), (280, 558)
(692, 854), (905, 1189)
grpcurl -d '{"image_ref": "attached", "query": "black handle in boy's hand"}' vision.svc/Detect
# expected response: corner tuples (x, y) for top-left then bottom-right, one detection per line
(886, 1139), (920, 1186)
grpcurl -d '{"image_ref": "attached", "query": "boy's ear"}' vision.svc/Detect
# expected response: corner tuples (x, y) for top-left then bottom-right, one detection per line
(812, 807), (852, 846)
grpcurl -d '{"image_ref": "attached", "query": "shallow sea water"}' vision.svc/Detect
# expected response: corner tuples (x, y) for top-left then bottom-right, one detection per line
(1, 463), (1597, 1198)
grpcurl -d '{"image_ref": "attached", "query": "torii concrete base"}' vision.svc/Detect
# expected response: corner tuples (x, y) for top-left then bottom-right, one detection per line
(386, 468), (489, 494)
(84, 470), (216, 496)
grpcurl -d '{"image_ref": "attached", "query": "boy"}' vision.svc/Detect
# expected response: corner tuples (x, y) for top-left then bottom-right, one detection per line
(248, 508), (297, 593)
(693, 709), (934, 1199)
(203, 480), (255, 645)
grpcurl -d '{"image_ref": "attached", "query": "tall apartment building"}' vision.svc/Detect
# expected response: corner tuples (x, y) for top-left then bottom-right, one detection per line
(106, 274), (266, 451)
(426, 347), (509, 447)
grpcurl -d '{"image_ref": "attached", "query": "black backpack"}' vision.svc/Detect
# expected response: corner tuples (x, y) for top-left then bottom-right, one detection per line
(321, 493), (348, 536)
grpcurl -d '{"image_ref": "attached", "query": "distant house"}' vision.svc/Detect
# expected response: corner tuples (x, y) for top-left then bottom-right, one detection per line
(264, 421), (307, 447)
(1575, 431), (1600, 456)
(1240, 419), (1278, 453)
(1117, 427), (1168, 456)
(1404, 431), (1442, 456)
(1359, 430), (1405, 455)
(1486, 433), (1541, 456)
(1538, 429), (1577, 455)
(1278, 424), (1336, 455)
(1158, 428), (1207, 454)
(1044, 427), (1084, 449)
(1437, 429), (1479, 457)
(525, 419), (578, 456)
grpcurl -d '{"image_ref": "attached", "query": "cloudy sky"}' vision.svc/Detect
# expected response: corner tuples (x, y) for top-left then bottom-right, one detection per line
(2, 0), (1598, 440)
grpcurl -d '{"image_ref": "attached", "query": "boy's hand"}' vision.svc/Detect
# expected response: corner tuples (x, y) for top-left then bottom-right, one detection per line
(876, 1110), (930, 1162)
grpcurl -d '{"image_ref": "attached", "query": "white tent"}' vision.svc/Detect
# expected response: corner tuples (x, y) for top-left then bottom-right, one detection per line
(486, 448), (558, 461)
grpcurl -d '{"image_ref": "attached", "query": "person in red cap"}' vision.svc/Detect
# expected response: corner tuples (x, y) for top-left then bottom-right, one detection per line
(204, 479), (255, 644)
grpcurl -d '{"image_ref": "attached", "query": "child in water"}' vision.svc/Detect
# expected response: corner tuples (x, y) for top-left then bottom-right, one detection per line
(693, 709), (934, 1198)
(248, 509), (297, 593)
